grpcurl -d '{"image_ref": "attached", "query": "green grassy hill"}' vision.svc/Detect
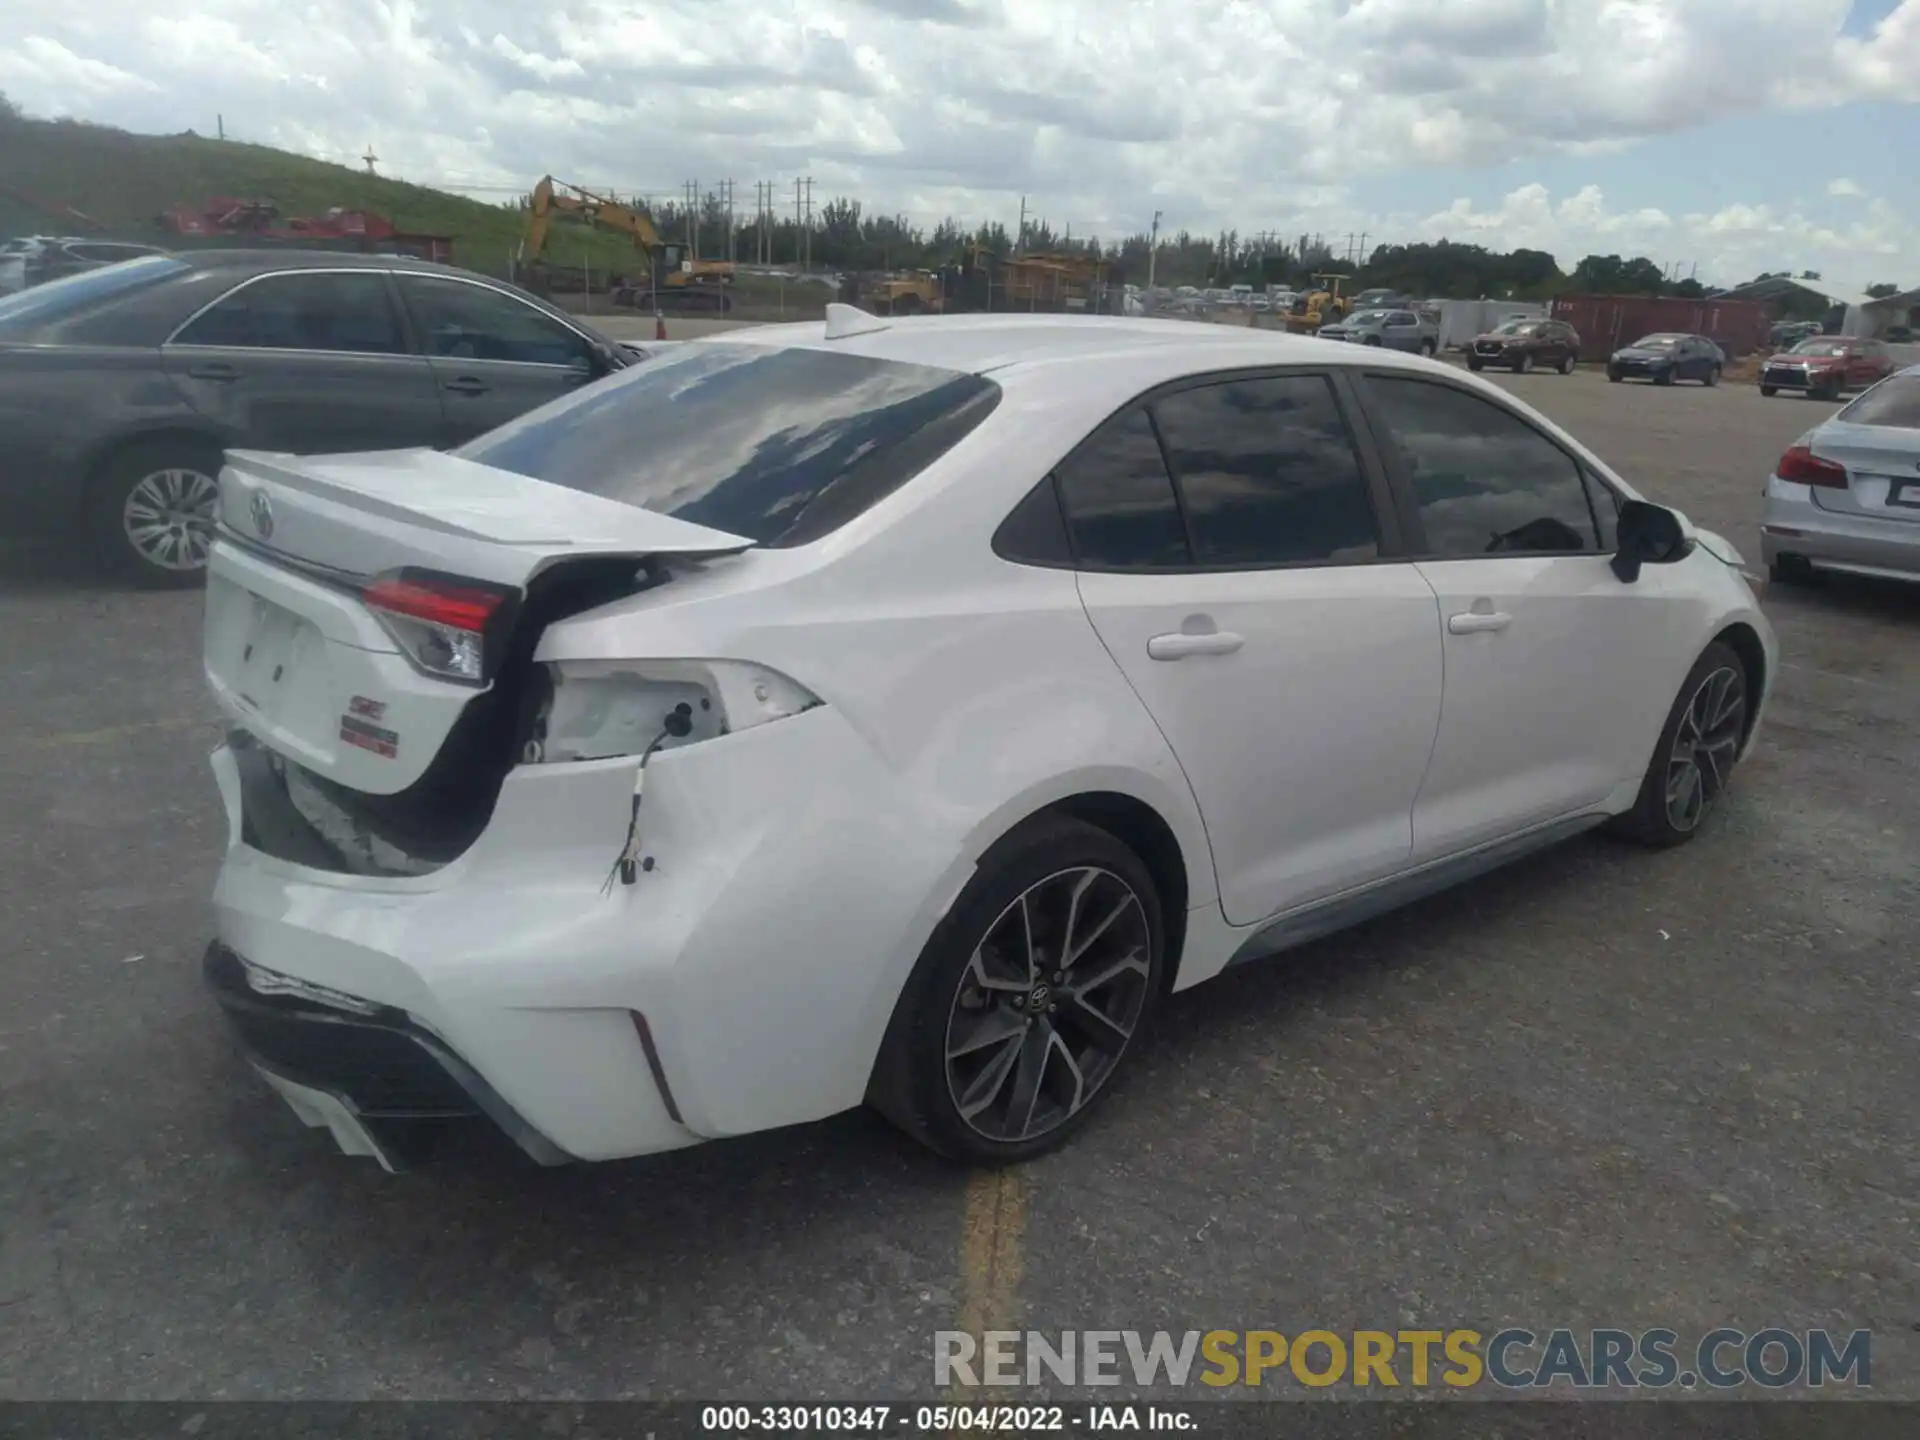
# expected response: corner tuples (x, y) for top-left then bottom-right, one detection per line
(0, 113), (642, 277)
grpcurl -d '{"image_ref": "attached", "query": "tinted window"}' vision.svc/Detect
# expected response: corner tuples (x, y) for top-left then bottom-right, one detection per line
(459, 344), (1001, 547)
(400, 275), (591, 365)
(0, 254), (189, 333)
(174, 271), (404, 354)
(1581, 468), (1622, 550)
(1838, 374), (1920, 428)
(1054, 408), (1190, 568)
(1366, 377), (1598, 557)
(1151, 376), (1379, 566)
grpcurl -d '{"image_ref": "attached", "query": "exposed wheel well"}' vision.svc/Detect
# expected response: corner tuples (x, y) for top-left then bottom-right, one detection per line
(1713, 622), (1769, 754)
(81, 428), (226, 510)
(1044, 791), (1191, 993)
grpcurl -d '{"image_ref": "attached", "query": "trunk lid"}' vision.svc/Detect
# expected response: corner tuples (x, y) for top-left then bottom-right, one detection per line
(205, 448), (752, 797)
(1808, 422), (1920, 525)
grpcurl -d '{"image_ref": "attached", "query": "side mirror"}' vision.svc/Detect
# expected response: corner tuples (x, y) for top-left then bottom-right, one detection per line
(1611, 500), (1691, 582)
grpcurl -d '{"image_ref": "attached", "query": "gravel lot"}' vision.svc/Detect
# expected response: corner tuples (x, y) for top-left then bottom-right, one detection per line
(1, 369), (1914, 1401)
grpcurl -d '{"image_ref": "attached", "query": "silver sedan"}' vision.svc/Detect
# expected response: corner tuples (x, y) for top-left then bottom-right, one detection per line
(1762, 364), (1920, 585)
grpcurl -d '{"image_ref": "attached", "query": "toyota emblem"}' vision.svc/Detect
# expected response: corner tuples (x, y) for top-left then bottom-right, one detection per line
(249, 489), (274, 539)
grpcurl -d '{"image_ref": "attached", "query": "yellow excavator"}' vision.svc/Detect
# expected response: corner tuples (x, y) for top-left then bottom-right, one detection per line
(520, 175), (733, 311)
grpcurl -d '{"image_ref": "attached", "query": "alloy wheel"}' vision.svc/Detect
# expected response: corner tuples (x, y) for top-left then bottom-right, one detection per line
(1665, 666), (1746, 832)
(123, 467), (219, 572)
(943, 866), (1152, 1144)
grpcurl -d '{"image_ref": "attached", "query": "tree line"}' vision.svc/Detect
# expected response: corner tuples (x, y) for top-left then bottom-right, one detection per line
(528, 190), (1866, 301)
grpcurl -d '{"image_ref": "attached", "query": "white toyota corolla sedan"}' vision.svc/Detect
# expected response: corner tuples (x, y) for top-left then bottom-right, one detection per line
(201, 307), (1776, 1170)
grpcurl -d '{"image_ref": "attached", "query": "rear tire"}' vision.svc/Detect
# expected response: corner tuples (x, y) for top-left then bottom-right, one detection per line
(1703, 365), (1722, 387)
(1768, 556), (1815, 586)
(86, 435), (224, 589)
(867, 816), (1165, 1164)
(1606, 642), (1750, 849)
(1419, 339), (1436, 357)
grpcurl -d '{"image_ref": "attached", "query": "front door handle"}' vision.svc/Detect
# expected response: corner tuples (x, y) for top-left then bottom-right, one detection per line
(187, 361), (239, 382)
(1147, 630), (1245, 660)
(443, 376), (489, 396)
(1448, 610), (1513, 634)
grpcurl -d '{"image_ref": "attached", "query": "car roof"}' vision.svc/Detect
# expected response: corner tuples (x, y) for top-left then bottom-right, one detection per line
(707, 311), (1446, 383)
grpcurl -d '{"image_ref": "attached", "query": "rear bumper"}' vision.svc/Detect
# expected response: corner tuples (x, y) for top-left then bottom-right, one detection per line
(1760, 479), (1920, 580)
(204, 940), (573, 1166)
(204, 702), (968, 1164)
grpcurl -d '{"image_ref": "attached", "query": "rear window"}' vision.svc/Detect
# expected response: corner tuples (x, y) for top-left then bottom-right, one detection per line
(457, 344), (1002, 547)
(1837, 374), (1920, 429)
(0, 254), (189, 333)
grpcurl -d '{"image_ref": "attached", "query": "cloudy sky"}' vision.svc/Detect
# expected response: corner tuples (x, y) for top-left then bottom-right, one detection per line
(2, 0), (1914, 291)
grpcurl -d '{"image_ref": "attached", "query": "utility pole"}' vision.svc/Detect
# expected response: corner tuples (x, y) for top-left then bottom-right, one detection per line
(362, 145), (378, 175)
(794, 178), (803, 268)
(216, 113), (225, 141)
(1017, 195), (1027, 253)
(685, 180), (699, 262)
(803, 175), (814, 272)
(1356, 232), (1369, 267)
(1146, 209), (1162, 289)
(723, 179), (735, 263)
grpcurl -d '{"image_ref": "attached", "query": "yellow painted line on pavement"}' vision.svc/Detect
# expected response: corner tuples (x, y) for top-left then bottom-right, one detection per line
(949, 1167), (1029, 1425)
(19, 717), (206, 749)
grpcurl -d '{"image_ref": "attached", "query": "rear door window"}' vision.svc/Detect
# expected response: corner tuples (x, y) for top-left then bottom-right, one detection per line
(1053, 407), (1191, 569)
(458, 344), (1002, 547)
(172, 271), (406, 354)
(1149, 375), (1380, 566)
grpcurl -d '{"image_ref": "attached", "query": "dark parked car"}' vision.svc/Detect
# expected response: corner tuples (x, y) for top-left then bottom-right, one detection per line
(0, 250), (639, 586)
(1606, 333), (1725, 386)
(1758, 337), (1898, 400)
(1466, 317), (1581, 375)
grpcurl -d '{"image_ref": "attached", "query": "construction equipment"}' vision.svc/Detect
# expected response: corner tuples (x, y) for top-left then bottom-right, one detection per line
(861, 270), (948, 315)
(520, 176), (732, 312)
(943, 244), (1124, 315)
(1277, 272), (1354, 333)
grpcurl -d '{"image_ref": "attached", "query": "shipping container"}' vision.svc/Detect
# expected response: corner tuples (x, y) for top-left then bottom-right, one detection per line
(1549, 294), (1775, 361)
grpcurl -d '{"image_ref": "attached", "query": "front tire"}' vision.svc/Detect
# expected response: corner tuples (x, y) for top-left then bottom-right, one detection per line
(1760, 385), (1778, 397)
(867, 816), (1165, 1164)
(1513, 353), (1533, 374)
(86, 436), (224, 588)
(1559, 352), (1577, 375)
(1654, 367), (1675, 386)
(1467, 359), (1485, 372)
(1607, 642), (1750, 849)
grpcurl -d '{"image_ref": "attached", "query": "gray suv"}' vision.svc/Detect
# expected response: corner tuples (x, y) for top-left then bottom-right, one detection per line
(1316, 307), (1438, 355)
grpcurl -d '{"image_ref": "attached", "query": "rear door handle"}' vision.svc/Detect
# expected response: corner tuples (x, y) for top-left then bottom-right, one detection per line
(1448, 611), (1513, 634)
(443, 376), (489, 396)
(1147, 630), (1244, 660)
(187, 362), (239, 382)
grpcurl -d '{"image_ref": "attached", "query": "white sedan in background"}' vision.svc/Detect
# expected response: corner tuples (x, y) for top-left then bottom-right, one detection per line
(200, 307), (1775, 1171)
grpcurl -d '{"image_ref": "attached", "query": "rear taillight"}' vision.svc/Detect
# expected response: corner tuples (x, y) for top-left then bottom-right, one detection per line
(362, 572), (514, 684)
(1776, 445), (1848, 489)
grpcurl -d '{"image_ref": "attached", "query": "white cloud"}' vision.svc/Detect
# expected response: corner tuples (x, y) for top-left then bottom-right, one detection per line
(0, 0), (1914, 284)
(1827, 177), (1866, 198)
